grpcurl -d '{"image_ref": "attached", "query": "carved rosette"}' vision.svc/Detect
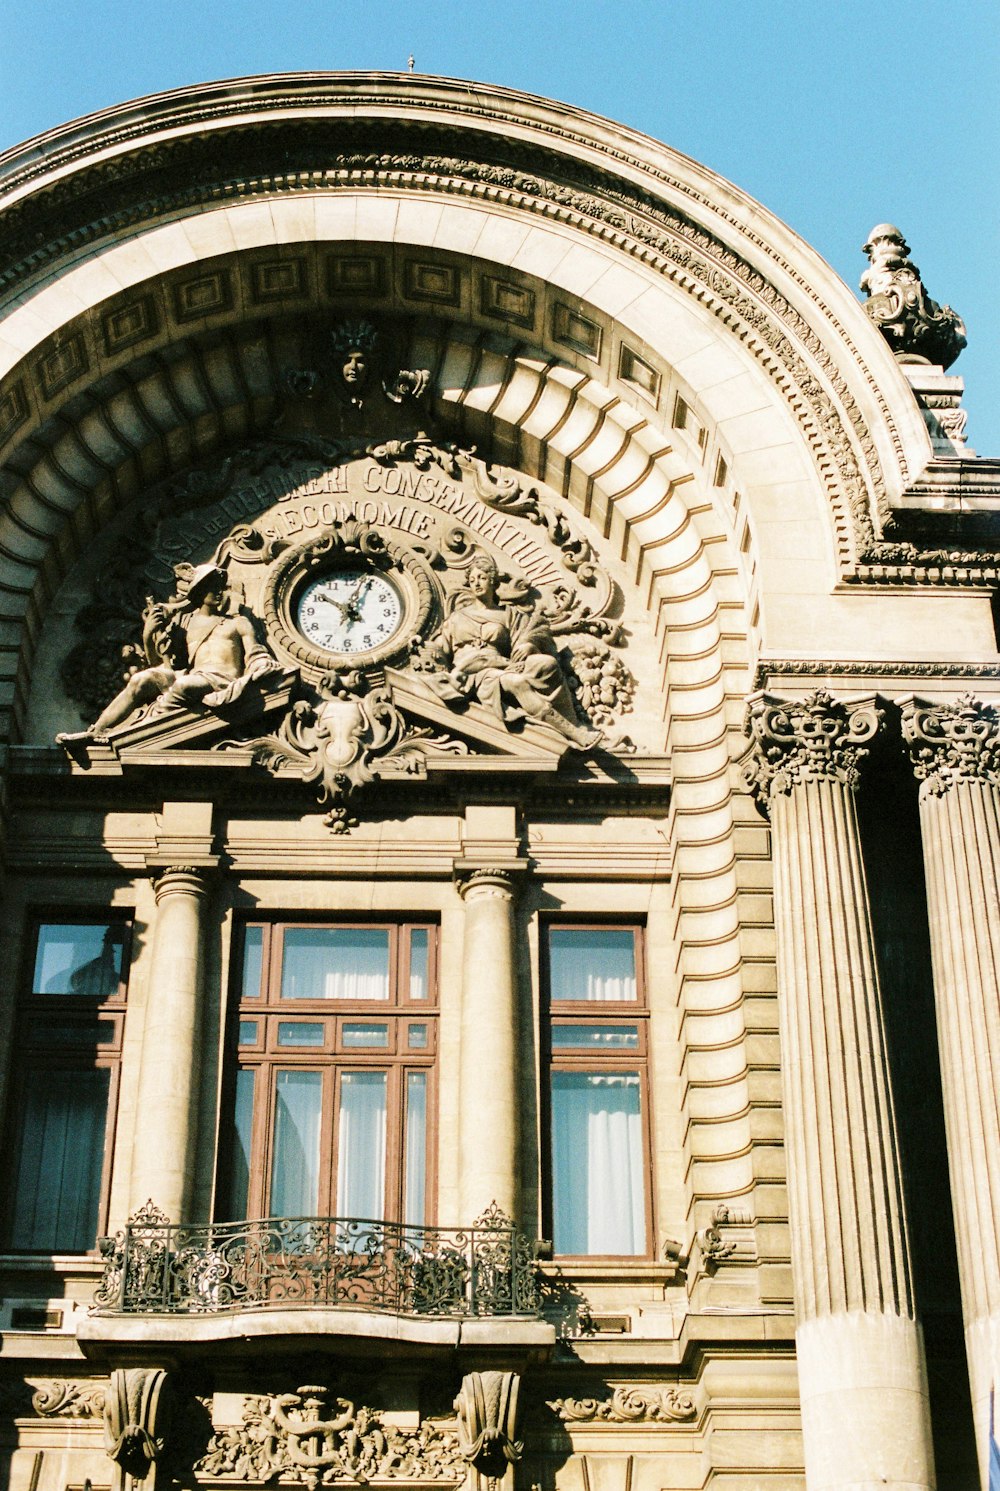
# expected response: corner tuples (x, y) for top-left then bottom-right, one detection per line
(743, 690), (883, 811)
(901, 694), (1000, 797)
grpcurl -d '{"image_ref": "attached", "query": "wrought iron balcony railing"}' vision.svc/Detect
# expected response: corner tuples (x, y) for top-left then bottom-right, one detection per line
(93, 1201), (541, 1318)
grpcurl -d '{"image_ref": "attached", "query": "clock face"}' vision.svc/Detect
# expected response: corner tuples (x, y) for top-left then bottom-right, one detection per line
(295, 569), (404, 655)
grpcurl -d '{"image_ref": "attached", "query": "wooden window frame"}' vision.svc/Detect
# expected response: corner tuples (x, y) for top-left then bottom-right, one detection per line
(541, 921), (654, 1260)
(2, 914), (132, 1254)
(219, 920), (439, 1226)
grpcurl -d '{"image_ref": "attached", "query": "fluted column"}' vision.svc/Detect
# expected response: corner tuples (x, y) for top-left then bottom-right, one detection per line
(746, 690), (935, 1491)
(902, 693), (1000, 1482)
(455, 866), (522, 1224)
(129, 865), (211, 1222)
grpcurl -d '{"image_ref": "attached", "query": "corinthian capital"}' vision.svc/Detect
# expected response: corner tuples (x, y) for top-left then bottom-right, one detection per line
(743, 690), (883, 810)
(901, 694), (1000, 797)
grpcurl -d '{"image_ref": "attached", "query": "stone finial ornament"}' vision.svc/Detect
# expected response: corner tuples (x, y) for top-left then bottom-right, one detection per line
(859, 223), (966, 369)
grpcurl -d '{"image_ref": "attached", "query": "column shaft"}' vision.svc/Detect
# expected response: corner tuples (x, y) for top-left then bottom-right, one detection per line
(902, 694), (1000, 1483)
(129, 867), (209, 1221)
(747, 691), (935, 1491)
(456, 869), (520, 1223)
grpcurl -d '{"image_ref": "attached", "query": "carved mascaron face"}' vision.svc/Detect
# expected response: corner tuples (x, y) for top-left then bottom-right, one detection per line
(296, 569), (404, 655)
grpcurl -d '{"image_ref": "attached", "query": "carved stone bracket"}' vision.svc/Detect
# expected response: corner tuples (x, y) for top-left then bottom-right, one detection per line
(546, 1386), (696, 1424)
(104, 1368), (173, 1491)
(743, 689), (883, 811)
(455, 1372), (522, 1483)
(901, 694), (1000, 797)
(695, 1204), (756, 1271)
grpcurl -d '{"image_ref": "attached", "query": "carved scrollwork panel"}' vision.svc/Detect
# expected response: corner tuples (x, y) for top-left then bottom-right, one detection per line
(546, 1386), (696, 1424)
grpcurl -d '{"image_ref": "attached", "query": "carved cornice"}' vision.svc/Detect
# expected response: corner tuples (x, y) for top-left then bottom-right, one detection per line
(546, 1385), (696, 1424)
(754, 659), (1000, 689)
(743, 689), (883, 809)
(901, 694), (1000, 797)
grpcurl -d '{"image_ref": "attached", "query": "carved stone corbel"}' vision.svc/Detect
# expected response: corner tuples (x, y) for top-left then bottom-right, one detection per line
(104, 1368), (173, 1491)
(455, 1372), (522, 1488)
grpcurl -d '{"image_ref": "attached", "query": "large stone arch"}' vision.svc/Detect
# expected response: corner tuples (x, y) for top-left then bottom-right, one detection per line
(3, 73), (995, 1488)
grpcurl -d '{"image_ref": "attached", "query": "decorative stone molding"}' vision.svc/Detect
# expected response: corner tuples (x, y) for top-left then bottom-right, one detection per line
(695, 1204), (756, 1270)
(546, 1386), (696, 1424)
(454, 867), (522, 902)
(32, 1380), (107, 1418)
(900, 694), (1000, 797)
(743, 689), (883, 808)
(104, 1368), (173, 1491)
(197, 1387), (465, 1484)
(454, 1372), (522, 1479)
(151, 866), (211, 902)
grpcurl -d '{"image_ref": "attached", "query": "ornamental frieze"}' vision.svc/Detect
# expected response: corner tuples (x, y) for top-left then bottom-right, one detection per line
(198, 1386), (466, 1485)
(55, 429), (646, 826)
(546, 1386), (696, 1425)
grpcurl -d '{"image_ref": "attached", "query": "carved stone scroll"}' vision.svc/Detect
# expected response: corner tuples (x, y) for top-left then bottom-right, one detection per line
(743, 688), (883, 808)
(901, 693), (1000, 797)
(546, 1386), (696, 1424)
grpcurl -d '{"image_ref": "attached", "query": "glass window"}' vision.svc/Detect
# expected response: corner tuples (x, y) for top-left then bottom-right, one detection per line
(545, 925), (649, 1257)
(4, 918), (130, 1252)
(548, 928), (637, 1002)
(32, 922), (125, 997)
(222, 923), (437, 1226)
(281, 928), (390, 1000)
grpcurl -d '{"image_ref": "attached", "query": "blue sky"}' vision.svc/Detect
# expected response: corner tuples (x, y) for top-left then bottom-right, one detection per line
(1, 0), (997, 454)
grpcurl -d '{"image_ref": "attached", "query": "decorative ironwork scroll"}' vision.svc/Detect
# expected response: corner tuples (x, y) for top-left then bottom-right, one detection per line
(93, 1203), (539, 1318)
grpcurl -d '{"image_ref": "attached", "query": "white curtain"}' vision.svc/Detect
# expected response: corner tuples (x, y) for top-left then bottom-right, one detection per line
(270, 1070), (322, 1216)
(336, 1071), (387, 1218)
(225, 1068), (255, 1219)
(548, 930), (636, 1002)
(551, 1071), (644, 1254)
(409, 929), (429, 1000)
(403, 1071), (427, 1226)
(281, 929), (389, 1000)
(10, 1068), (109, 1251)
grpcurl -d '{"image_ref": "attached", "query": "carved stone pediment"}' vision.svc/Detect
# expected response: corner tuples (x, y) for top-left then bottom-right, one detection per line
(53, 434), (653, 826)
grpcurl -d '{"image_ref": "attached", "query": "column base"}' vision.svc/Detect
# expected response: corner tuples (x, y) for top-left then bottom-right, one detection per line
(796, 1312), (935, 1490)
(965, 1314), (1000, 1488)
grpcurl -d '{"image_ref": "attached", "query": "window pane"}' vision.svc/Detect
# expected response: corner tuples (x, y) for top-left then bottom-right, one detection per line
(270, 1071), (322, 1216)
(226, 1068), (255, 1220)
(549, 929), (637, 1002)
(42, 1020), (118, 1047)
(281, 929), (390, 1001)
(277, 1021), (325, 1048)
(238, 1020), (258, 1046)
(407, 1023), (428, 1050)
(9, 1068), (110, 1251)
(404, 1072), (427, 1227)
(32, 924), (124, 998)
(342, 1022), (389, 1049)
(551, 1023), (639, 1050)
(409, 929), (429, 1000)
(241, 927), (264, 1000)
(336, 1072), (387, 1218)
(551, 1071), (644, 1255)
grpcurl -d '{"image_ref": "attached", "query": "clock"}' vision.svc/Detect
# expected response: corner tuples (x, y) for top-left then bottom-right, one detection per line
(295, 568), (404, 655)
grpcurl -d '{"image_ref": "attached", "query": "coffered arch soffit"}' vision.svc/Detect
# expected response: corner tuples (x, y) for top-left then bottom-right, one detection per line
(0, 74), (932, 590)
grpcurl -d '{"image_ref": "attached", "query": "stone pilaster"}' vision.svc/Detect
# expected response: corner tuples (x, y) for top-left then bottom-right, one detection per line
(454, 865), (522, 1224)
(902, 692), (1000, 1481)
(745, 690), (935, 1491)
(128, 865), (212, 1222)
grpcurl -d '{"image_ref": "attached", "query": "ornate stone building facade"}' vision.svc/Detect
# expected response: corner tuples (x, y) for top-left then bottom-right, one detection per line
(0, 73), (996, 1490)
